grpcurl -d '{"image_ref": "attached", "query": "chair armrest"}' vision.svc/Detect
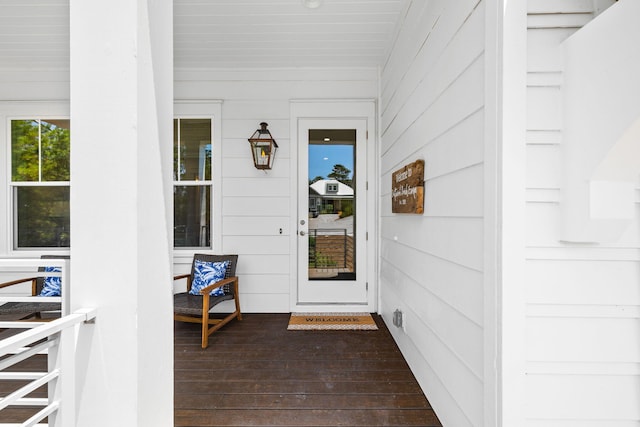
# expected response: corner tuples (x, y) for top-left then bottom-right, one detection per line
(199, 276), (238, 295)
(0, 277), (38, 295)
(173, 273), (193, 292)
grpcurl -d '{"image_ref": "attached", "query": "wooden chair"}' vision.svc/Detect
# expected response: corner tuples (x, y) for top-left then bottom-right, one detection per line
(173, 254), (241, 348)
(0, 255), (69, 320)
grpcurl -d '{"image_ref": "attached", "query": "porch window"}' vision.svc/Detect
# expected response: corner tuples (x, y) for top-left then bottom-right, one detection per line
(173, 118), (212, 248)
(10, 119), (71, 249)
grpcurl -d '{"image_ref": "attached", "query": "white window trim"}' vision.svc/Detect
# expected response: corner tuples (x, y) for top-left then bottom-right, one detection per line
(0, 102), (70, 256)
(172, 100), (222, 260)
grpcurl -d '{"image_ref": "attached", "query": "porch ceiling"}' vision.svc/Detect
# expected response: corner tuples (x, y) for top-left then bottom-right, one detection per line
(0, 0), (406, 70)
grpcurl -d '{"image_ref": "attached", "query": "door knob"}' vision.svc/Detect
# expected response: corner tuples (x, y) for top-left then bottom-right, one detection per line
(300, 231), (306, 236)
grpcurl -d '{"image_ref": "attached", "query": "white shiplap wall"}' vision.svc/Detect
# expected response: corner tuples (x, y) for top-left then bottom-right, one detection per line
(0, 72), (70, 271)
(0, 70), (69, 101)
(173, 68), (378, 312)
(379, 1), (486, 426)
(526, 0), (640, 425)
(0, 69), (69, 266)
(0, 67), (378, 315)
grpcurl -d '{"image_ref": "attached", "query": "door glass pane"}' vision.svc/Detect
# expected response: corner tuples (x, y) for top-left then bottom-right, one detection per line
(308, 129), (356, 281)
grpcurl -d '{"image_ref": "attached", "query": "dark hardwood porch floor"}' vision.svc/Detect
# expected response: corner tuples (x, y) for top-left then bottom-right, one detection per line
(175, 313), (442, 427)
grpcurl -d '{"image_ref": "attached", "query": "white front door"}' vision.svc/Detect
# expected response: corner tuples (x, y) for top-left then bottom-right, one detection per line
(296, 118), (369, 305)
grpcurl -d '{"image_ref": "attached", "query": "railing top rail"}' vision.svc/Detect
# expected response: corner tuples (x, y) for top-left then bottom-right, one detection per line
(0, 308), (96, 357)
(0, 297), (61, 303)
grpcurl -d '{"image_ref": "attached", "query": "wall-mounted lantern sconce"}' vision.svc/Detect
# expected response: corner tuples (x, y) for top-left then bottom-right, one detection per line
(248, 122), (278, 170)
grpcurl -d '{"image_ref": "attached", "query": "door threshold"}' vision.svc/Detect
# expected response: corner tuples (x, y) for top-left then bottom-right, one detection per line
(292, 303), (374, 313)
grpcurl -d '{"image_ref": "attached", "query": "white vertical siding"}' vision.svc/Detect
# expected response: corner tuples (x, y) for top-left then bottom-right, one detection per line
(525, 0), (640, 425)
(379, 1), (486, 425)
(174, 68), (378, 312)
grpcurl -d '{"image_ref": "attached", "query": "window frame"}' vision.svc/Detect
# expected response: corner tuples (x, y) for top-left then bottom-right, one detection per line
(5, 110), (71, 254)
(173, 101), (222, 255)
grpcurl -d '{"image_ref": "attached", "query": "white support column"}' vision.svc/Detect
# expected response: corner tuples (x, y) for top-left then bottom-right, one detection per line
(499, 1), (528, 426)
(69, 1), (173, 426)
(483, 1), (500, 425)
(485, 0), (528, 426)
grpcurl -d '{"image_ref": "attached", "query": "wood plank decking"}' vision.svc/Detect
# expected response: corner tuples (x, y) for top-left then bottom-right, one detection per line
(0, 313), (441, 426)
(175, 313), (441, 427)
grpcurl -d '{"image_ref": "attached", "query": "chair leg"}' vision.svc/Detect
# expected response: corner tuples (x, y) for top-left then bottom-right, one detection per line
(236, 302), (242, 320)
(200, 281), (241, 349)
(201, 294), (210, 349)
(234, 279), (242, 321)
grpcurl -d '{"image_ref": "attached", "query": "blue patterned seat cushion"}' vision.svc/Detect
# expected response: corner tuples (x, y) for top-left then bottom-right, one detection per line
(189, 260), (229, 296)
(39, 266), (62, 297)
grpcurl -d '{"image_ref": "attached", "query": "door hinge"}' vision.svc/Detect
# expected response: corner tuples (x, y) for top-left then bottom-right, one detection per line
(366, 232), (368, 241)
(366, 282), (369, 291)
(366, 181), (368, 191)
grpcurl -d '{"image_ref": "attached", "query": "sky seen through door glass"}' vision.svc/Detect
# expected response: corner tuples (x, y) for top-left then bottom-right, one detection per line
(308, 145), (354, 181)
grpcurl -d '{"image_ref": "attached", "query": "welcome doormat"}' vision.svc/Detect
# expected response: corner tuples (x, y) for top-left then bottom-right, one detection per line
(287, 312), (378, 330)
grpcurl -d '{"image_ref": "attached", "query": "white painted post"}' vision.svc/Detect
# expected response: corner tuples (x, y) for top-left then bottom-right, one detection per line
(69, 1), (174, 426)
(485, 0), (528, 426)
(484, 1), (500, 425)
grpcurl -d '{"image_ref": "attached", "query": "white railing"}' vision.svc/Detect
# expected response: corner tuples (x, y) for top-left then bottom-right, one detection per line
(0, 309), (96, 427)
(0, 258), (93, 426)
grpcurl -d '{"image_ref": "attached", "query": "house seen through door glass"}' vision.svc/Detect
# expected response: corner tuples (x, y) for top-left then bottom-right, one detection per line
(308, 129), (356, 281)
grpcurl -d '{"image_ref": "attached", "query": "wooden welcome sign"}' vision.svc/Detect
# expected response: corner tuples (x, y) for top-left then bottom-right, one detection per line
(392, 159), (425, 214)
